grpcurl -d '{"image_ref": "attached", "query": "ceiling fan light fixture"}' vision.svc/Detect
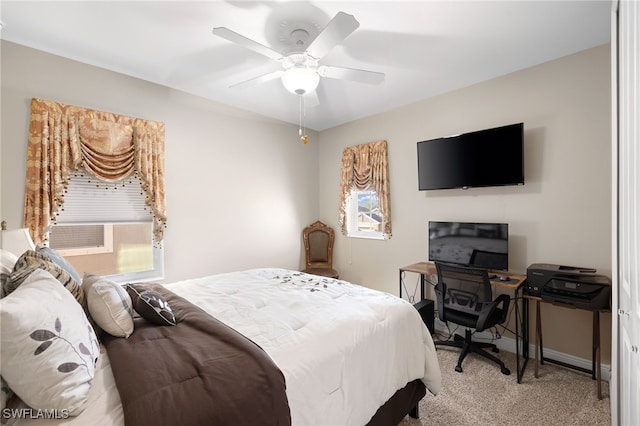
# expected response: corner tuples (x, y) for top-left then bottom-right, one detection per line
(281, 67), (320, 95)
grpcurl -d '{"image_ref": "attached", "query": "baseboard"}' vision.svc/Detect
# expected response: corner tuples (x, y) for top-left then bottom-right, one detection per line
(433, 321), (611, 381)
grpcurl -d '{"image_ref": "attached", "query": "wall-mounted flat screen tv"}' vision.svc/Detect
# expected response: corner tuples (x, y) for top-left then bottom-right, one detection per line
(417, 122), (524, 190)
(428, 221), (509, 271)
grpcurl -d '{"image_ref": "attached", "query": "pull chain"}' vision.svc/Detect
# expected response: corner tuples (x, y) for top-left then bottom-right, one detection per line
(299, 94), (308, 144)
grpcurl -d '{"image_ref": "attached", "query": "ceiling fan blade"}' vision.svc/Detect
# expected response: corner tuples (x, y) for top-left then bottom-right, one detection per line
(212, 27), (283, 61)
(230, 70), (284, 90)
(306, 12), (359, 60)
(304, 90), (320, 108)
(318, 65), (385, 85)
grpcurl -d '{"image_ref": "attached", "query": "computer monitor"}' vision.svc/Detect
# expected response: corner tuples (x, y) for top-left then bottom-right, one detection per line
(428, 221), (509, 270)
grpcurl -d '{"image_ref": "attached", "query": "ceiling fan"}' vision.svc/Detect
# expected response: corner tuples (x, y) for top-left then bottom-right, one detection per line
(212, 11), (385, 105)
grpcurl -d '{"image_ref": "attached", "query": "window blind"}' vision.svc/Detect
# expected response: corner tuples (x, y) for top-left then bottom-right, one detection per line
(54, 170), (153, 224)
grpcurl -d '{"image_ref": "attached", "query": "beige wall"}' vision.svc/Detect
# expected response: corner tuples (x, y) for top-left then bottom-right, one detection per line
(318, 44), (612, 363)
(0, 40), (320, 283)
(1, 40), (612, 363)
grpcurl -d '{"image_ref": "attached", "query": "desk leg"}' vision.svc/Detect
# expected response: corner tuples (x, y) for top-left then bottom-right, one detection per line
(538, 302), (544, 364)
(516, 289), (521, 382)
(534, 300), (543, 378)
(593, 310), (602, 400)
(522, 296), (529, 360)
(515, 288), (529, 384)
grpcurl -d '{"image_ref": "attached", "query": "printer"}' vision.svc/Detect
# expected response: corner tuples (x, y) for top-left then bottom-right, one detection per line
(526, 263), (611, 310)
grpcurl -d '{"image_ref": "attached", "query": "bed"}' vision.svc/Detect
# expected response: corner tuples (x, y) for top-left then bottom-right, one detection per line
(1, 254), (441, 426)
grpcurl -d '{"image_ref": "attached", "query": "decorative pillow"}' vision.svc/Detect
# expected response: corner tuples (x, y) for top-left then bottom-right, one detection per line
(0, 269), (99, 416)
(4, 251), (85, 309)
(36, 246), (82, 284)
(83, 274), (134, 338)
(126, 285), (176, 326)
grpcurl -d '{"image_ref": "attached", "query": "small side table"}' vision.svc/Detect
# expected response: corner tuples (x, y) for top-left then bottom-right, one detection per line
(528, 295), (604, 400)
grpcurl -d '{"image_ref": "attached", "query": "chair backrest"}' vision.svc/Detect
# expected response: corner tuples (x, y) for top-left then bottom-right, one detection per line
(434, 261), (493, 321)
(303, 221), (335, 270)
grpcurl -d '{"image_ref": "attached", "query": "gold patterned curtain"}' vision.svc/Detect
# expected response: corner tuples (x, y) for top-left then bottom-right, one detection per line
(338, 140), (391, 238)
(24, 98), (166, 244)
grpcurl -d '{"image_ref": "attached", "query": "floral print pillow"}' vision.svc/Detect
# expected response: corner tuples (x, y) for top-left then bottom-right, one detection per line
(0, 269), (99, 416)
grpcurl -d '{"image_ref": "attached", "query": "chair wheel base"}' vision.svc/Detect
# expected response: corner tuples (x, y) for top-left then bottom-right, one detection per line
(455, 365), (463, 373)
(501, 367), (511, 375)
(491, 347), (499, 353)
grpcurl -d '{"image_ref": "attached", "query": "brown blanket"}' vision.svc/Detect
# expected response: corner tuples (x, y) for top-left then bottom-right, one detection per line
(102, 283), (291, 426)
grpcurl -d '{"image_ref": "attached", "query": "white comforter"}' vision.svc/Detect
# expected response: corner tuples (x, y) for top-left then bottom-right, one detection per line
(13, 268), (440, 426)
(167, 268), (441, 425)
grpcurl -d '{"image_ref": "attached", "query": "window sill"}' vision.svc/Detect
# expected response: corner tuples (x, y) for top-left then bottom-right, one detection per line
(105, 271), (164, 285)
(347, 234), (386, 241)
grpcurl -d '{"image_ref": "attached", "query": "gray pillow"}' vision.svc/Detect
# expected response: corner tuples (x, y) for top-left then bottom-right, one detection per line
(36, 246), (82, 284)
(83, 274), (134, 338)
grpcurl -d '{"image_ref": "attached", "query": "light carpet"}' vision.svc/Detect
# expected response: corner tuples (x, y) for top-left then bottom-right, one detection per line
(399, 346), (611, 426)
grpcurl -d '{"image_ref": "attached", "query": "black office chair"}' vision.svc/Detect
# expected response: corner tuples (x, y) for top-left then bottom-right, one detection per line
(433, 261), (511, 375)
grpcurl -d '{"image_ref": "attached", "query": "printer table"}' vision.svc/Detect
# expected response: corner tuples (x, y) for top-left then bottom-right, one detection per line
(526, 295), (605, 400)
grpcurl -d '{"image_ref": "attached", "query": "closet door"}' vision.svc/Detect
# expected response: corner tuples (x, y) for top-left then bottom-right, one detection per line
(613, 0), (640, 424)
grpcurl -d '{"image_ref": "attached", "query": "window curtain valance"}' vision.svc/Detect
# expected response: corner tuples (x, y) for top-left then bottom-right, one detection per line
(338, 140), (392, 238)
(24, 98), (166, 244)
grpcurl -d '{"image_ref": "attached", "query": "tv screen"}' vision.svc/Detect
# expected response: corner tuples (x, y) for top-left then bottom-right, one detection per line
(428, 221), (509, 271)
(417, 123), (524, 190)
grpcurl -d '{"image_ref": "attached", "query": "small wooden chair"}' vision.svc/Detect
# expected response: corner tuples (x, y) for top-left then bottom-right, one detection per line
(302, 221), (339, 279)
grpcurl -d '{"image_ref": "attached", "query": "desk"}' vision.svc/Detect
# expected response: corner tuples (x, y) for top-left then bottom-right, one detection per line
(526, 295), (604, 399)
(399, 262), (529, 383)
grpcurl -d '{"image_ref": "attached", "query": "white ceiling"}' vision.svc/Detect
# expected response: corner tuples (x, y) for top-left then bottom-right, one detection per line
(1, 1), (611, 131)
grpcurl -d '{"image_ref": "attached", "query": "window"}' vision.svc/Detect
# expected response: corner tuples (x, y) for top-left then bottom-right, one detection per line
(345, 189), (385, 239)
(339, 140), (392, 239)
(48, 169), (164, 283)
(24, 98), (167, 275)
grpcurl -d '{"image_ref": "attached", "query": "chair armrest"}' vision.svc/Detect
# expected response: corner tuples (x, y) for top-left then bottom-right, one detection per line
(476, 294), (511, 331)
